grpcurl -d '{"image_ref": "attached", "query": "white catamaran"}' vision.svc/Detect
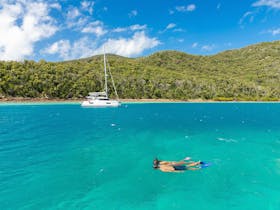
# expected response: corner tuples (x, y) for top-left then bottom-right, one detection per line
(81, 52), (121, 107)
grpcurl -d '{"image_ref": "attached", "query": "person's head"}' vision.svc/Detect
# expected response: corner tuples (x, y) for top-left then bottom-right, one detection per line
(153, 158), (160, 169)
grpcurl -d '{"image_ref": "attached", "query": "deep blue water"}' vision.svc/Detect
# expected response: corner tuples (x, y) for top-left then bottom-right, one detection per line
(1, 103), (280, 209)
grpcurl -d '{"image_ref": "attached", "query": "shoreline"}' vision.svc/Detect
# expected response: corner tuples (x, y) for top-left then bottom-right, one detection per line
(0, 98), (279, 104)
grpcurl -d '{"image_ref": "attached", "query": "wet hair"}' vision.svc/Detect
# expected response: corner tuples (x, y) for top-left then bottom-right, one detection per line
(153, 158), (160, 169)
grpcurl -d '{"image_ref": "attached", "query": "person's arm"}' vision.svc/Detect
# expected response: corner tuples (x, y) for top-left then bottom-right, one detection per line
(187, 167), (200, 170)
(186, 161), (201, 167)
(158, 161), (171, 165)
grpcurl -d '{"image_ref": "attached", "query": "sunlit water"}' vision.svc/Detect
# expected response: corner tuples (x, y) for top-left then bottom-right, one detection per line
(1, 103), (280, 210)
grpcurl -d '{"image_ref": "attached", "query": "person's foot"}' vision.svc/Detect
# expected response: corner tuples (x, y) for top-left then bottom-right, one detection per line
(184, 157), (191, 161)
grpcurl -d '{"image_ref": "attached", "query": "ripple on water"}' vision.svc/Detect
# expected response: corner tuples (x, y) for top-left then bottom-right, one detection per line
(1, 103), (280, 209)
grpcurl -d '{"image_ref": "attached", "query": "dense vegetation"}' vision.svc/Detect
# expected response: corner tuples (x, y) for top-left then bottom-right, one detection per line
(1, 40), (280, 101)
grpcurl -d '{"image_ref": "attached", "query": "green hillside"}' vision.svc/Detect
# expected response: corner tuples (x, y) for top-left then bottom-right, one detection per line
(1, 40), (280, 101)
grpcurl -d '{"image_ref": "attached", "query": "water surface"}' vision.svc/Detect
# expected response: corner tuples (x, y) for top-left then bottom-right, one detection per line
(1, 103), (280, 209)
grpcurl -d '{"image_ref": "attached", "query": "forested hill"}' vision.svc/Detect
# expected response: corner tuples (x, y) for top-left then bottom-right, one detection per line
(1, 40), (280, 101)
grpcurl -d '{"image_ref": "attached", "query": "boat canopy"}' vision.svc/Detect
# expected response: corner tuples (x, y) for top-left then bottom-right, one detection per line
(88, 92), (107, 97)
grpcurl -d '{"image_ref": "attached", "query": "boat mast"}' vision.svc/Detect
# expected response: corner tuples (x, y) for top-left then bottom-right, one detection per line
(107, 61), (119, 101)
(103, 48), (108, 98)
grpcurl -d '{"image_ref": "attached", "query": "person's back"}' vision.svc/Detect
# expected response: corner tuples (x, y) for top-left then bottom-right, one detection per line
(153, 158), (203, 172)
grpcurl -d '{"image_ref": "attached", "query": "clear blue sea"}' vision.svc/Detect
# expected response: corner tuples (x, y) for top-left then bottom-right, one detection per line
(1, 103), (280, 210)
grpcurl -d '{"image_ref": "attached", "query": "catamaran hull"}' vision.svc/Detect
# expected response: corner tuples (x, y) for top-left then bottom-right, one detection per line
(81, 100), (121, 107)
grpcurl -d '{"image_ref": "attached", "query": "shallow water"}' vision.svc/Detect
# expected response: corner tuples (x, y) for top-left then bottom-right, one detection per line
(1, 103), (280, 209)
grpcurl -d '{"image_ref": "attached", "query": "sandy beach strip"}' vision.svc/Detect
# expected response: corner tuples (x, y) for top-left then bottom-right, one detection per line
(0, 97), (189, 103)
(0, 97), (279, 104)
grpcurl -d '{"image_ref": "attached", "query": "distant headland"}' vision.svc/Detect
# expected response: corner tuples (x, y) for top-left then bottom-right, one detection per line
(0, 40), (280, 102)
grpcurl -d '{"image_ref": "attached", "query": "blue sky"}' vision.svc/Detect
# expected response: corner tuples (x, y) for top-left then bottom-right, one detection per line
(1, 0), (280, 61)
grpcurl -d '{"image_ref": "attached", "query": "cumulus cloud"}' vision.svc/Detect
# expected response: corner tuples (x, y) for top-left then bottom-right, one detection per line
(166, 23), (176, 30)
(99, 32), (160, 57)
(67, 7), (80, 20)
(42, 40), (71, 58)
(50, 3), (61, 10)
(178, 39), (184, 43)
(130, 24), (147, 31)
(160, 23), (184, 33)
(173, 28), (184, 32)
(66, 7), (86, 29)
(192, 42), (198, 48)
(187, 4), (196, 11)
(169, 10), (175, 15)
(129, 10), (138, 17)
(176, 4), (196, 12)
(268, 28), (280, 35)
(201, 44), (215, 52)
(82, 21), (107, 37)
(43, 37), (97, 60)
(81, 1), (94, 14)
(0, 0), (58, 61)
(252, 0), (280, 9)
(43, 32), (160, 60)
(112, 24), (147, 33)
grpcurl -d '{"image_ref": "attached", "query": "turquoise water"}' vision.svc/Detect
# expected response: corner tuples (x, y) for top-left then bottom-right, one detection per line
(1, 103), (280, 210)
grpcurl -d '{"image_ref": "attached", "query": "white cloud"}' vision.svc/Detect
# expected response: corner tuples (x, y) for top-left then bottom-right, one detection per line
(98, 32), (160, 57)
(50, 3), (61, 10)
(43, 37), (97, 60)
(0, 0), (58, 61)
(173, 28), (184, 32)
(160, 23), (184, 33)
(175, 6), (186, 12)
(42, 40), (71, 58)
(77, 17), (89, 28)
(187, 4), (196, 11)
(268, 28), (280, 35)
(43, 32), (160, 60)
(81, 1), (92, 9)
(129, 10), (138, 17)
(112, 27), (127, 33)
(66, 7), (90, 30)
(130, 24), (146, 31)
(201, 44), (215, 52)
(239, 11), (255, 26)
(252, 0), (280, 9)
(178, 39), (184, 43)
(192, 42), (198, 48)
(67, 7), (80, 20)
(81, 1), (94, 14)
(176, 4), (196, 12)
(166, 23), (176, 30)
(82, 21), (107, 37)
(112, 24), (147, 33)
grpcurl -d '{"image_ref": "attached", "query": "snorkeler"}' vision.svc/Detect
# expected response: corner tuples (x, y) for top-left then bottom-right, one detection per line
(153, 157), (204, 172)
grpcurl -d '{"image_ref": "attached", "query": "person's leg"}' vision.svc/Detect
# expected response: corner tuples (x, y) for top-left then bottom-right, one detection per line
(187, 161), (201, 167)
(187, 167), (200, 170)
(172, 161), (189, 166)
